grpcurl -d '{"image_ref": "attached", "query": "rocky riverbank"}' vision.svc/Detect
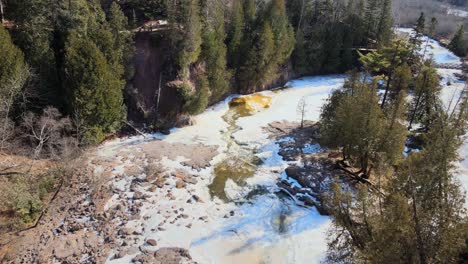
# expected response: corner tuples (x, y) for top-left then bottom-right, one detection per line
(265, 120), (352, 216)
(0, 138), (219, 263)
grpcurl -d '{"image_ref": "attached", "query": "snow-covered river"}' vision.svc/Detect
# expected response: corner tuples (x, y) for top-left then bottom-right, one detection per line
(102, 29), (466, 263)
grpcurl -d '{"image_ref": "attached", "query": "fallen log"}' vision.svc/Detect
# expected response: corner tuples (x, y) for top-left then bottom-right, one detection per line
(335, 161), (385, 197)
(125, 121), (146, 138)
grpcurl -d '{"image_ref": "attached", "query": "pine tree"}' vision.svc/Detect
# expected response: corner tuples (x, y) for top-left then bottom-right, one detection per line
(422, 17), (438, 56)
(326, 109), (467, 263)
(106, 2), (134, 80)
(268, 0), (295, 66)
(321, 75), (391, 177)
(201, 0), (230, 101)
(408, 63), (441, 130)
(64, 31), (125, 143)
(182, 74), (210, 115)
(8, 0), (60, 107)
(364, 0), (379, 44)
(449, 25), (467, 57)
(359, 39), (411, 109)
(178, 0), (202, 79)
(415, 12), (426, 35)
(292, 29), (308, 74)
(376, 0), (393, 45)
(243, 0), (256, 29)
(227, 0), (244, 70)
(322, 25), (343, 73)
(408, 12), (426, 61)
(0, 26), (28, 100)
(428, 17), (438, 36)
(237, 0), (294, 92)
(238, 22), (275, 92)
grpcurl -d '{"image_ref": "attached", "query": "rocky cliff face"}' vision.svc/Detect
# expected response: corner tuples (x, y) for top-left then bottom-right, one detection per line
(128, 33), (297, 132)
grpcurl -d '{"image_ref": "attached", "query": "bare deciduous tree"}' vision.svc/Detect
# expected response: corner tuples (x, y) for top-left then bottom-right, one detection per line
(297, 96), (308, 128)
(21, 107), (74, 159)
(0, 67), (29, 151)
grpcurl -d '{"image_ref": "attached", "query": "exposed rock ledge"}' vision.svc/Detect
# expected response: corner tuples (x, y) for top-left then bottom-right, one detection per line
(264, 120), (351, 215)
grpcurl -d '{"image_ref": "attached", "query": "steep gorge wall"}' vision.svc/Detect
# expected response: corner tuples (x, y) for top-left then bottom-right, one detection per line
(127, 31), (297, 131)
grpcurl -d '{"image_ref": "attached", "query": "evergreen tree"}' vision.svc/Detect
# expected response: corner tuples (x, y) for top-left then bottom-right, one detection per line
(227, 0), (244, 70)
(364, 0), (380, 45)
(238, 22), (275, 92)
(238, 0), (294, 92)
(422, 17), (438, 56)
(105, 2), (134, 80)
(322, 25), (343, 73)
(0, 26), (28, 100)
(376, 0), (393, 45)
(267, 0), (295, 67)
(0, 26), (29, 148)
(292, 29), (308, 74)
(428, 17), (438, 36)
(327, 108), (467, 264)
(202, 0), (230, 101)
(408, 63), (441, 130)
(201, 0), (230, 101)
(8, 0), (60, 107)
(64, 31), (125, 143)
(449, 25), (467, 57)
(243, 0), (256, 28)
(182, 74), (210, 115)
(321, 75), (395, 177)
(177, 0), (202, 79)
(359, 39), (411, 109)
(388, 63), (411, 104)
(408, 12), (426, 62)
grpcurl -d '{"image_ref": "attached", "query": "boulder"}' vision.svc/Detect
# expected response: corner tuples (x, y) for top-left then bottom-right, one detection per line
(175, 180), (186, 189)
(153, 247), (193, 264)
(174, 115), (195, 128)
(183, 176), (198, 185)
(133, 191), (145, 200)
(192, 195), (203, 203)
(146, 238), (158, 246)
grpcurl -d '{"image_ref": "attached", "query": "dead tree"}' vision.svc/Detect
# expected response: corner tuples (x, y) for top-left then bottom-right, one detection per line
(21, 107), (73, 159)
(297, 96), (308, 128)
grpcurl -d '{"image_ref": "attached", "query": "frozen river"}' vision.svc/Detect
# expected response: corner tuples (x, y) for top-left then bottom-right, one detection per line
(103, 29), (466, 263)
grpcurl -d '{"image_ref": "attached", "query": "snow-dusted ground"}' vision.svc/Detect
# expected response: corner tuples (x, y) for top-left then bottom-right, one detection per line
(397, 28), (462, 65)
(100, 29), (466, 264)
(101, 75), (345, 264)
(445, 5), (468, 18)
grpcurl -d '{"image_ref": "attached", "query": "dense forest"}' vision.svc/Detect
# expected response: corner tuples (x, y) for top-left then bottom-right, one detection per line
(320, 32), (468, 262)
(0, 0), (424, 149)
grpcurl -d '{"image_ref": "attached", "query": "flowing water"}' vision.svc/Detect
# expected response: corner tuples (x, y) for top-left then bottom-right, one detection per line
(209, 94), (272, 201)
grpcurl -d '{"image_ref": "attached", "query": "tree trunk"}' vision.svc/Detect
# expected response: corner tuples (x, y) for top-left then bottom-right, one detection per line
(301, 107), (304, 128)
(409, 92), (422, 130)
(297, 0), (305, 32)
(381, 42), (401, 109)
(409, 174), (427, 264)
(409, 72), (428, 129)
(156, 72), (162, 113)
(0, 0), (4, 24)
(381, 73), (392, 108)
